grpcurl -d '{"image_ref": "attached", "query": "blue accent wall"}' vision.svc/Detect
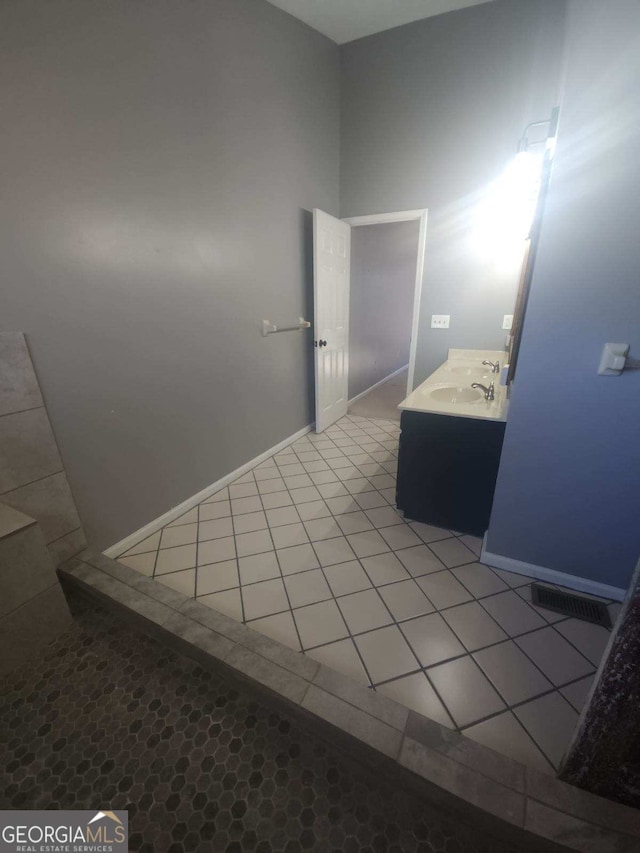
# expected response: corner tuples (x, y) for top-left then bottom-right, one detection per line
(486, 0), (640, 592)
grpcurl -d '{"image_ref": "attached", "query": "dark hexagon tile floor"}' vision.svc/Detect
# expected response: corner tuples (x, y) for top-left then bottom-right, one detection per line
(1, 591), (527, 853)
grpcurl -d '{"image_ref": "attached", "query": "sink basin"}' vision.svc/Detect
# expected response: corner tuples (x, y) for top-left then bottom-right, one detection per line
(429, 385), (484, 404)
(448, 365), (491, 377)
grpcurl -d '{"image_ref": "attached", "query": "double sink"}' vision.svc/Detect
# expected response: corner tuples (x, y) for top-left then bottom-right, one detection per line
(427, 362), (496, 404)
(398, 349), (508, 422)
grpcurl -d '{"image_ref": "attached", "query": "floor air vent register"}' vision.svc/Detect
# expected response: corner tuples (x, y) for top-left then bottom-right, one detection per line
(531, 583), (611, 628)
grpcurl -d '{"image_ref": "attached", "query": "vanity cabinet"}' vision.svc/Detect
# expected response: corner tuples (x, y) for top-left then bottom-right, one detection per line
(396, 410), (505, 537)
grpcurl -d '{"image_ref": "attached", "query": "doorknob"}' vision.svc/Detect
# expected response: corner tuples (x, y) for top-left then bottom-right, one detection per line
(315, 340), (328, 348)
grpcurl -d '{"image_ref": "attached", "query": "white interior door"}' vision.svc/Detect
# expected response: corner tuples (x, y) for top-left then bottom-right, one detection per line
(313, 208), (351, 433)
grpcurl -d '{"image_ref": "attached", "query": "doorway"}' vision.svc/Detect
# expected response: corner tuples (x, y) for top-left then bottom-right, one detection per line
(313, 208), (427, 432)
(344, 210), (427, 403)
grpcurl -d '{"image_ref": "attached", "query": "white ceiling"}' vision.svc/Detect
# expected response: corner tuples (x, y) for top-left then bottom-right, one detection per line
(264, 0), (496, 45)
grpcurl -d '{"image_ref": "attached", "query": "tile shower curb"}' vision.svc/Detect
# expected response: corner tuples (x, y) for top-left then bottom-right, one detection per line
(57, 550), (640, 853)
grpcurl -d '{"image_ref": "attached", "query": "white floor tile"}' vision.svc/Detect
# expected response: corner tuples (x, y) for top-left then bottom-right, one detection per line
(229, 482), (259, 499)
(307, 639), (370, 686)
(428, 656), (506, 728)
(294, 600), (349, 649)
(489, 567), (533, 589)
(473, 641), (553, 705)
(560, 675), (594, 713)
(378, 487), (396, 505)
(284, 569), (332, 608)
(295, 500), (331, 521)
(355, 625), (418, 684)
(202, 487), (229, 504)
(265, 506), (300, 528)
(309, 470), (340, 486)
(415, 571), (473, 610)
(360, 552), (409, 586)
(284, 473), (314, 489)
(199, 501), (231, 521)
(513, 692), (578, 768)
(354, 491), (389, 510)
(337, 588), (392, 634)
(276, 543), (319, 575)
(323, 561), (372, 597)
(313, 536), (357, 567)
(198, 587), (243, 621)
(270, 523), (309, 549)
(157, 568), (196, 597)
(198, 559), (239, 595)
(168, 508), (199, 526)
(378, 580), (434, 621)
(554, 619), (610, 666)
(325, 496), (361, 516)
(303, 517), (343, 542)
(155, 544), (197, 575)
(197, 536), (236, 566)
(160, 523), (198, 549)
(378, 673), (454, 729)
(235, 529), (274, 558)
(406, 521), (453, 544)
(363, 506), (404, 528)
(395, 545), (445, 578)
(400, 612), (466, 667)
(480, 590), (547, 637)
(458, 534), (483, 557)
(231, 496), (263, 515)
(316, 482), (349, 499)
(232, 511), (268, 535)
(441, 601), (507, 651)
(336, 511), (374, 536)
(199, 517), (234, 541)
(278, 462), (306, 476)
(119, 552), (156, 576)
(123, 531), (161, 556)
(260, 491), (293, 509)
(347, 530), (389, 558)
(463, 711), (553, 774)
(451, 563), (508, 598)
(429, 538), (477, 568)
(515, 627), (595, 686)
(379, 525), (422, 551)
(248, 612), (301, 652)
(238, 552), (280, 585)
(242, 578), (289, 620)
(256, 478), (286, 495)
(290, 486), (322, 504)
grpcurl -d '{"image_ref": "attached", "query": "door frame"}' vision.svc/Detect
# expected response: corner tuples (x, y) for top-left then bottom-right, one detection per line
(341, 208), (428, 397)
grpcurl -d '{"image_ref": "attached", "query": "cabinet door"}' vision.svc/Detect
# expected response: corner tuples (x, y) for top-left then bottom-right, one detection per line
(397, 411), (505, 537)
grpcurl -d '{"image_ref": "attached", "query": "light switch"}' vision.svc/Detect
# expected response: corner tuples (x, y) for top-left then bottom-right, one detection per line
(598, 342), (629, 375)
(431, 315), (450, 329)
(502, 314), (513, 330)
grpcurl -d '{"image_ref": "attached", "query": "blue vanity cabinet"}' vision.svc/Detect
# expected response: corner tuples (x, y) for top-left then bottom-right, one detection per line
(396, 410), (506, 537)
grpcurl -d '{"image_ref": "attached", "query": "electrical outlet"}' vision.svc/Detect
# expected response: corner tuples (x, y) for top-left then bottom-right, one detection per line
(431, 315), (450, 329)
(502, 314), (514, 330)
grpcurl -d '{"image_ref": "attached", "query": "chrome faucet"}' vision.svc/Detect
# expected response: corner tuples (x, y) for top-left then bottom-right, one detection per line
(471, 382), (495, 401)
(482, 360), (500, 374)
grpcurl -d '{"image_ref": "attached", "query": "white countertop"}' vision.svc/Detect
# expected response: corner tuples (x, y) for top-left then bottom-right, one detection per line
(399, 349), (509, 422)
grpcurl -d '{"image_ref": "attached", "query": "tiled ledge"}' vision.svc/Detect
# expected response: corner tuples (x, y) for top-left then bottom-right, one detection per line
(58, 550), (640, 853)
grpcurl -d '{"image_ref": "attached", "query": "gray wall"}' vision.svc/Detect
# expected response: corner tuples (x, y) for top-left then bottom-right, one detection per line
(349, 221), (419, 399)
(486, 0), (640, 592)
(340, 0), (567, 386)
(0, 0), (339, 549)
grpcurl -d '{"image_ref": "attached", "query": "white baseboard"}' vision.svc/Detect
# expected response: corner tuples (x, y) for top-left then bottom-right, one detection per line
(480, 535), (626, 602)
(104, 422), (314, 559)
(348, 364), (409, 406)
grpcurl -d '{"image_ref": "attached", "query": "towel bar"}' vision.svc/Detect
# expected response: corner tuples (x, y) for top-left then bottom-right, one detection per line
(262, 318), (311, 337)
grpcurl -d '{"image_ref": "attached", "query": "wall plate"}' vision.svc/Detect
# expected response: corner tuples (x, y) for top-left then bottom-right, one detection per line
(431, 315), (450, 329)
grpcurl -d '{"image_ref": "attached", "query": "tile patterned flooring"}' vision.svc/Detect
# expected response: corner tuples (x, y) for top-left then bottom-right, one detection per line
(116, 414), (617, 775)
